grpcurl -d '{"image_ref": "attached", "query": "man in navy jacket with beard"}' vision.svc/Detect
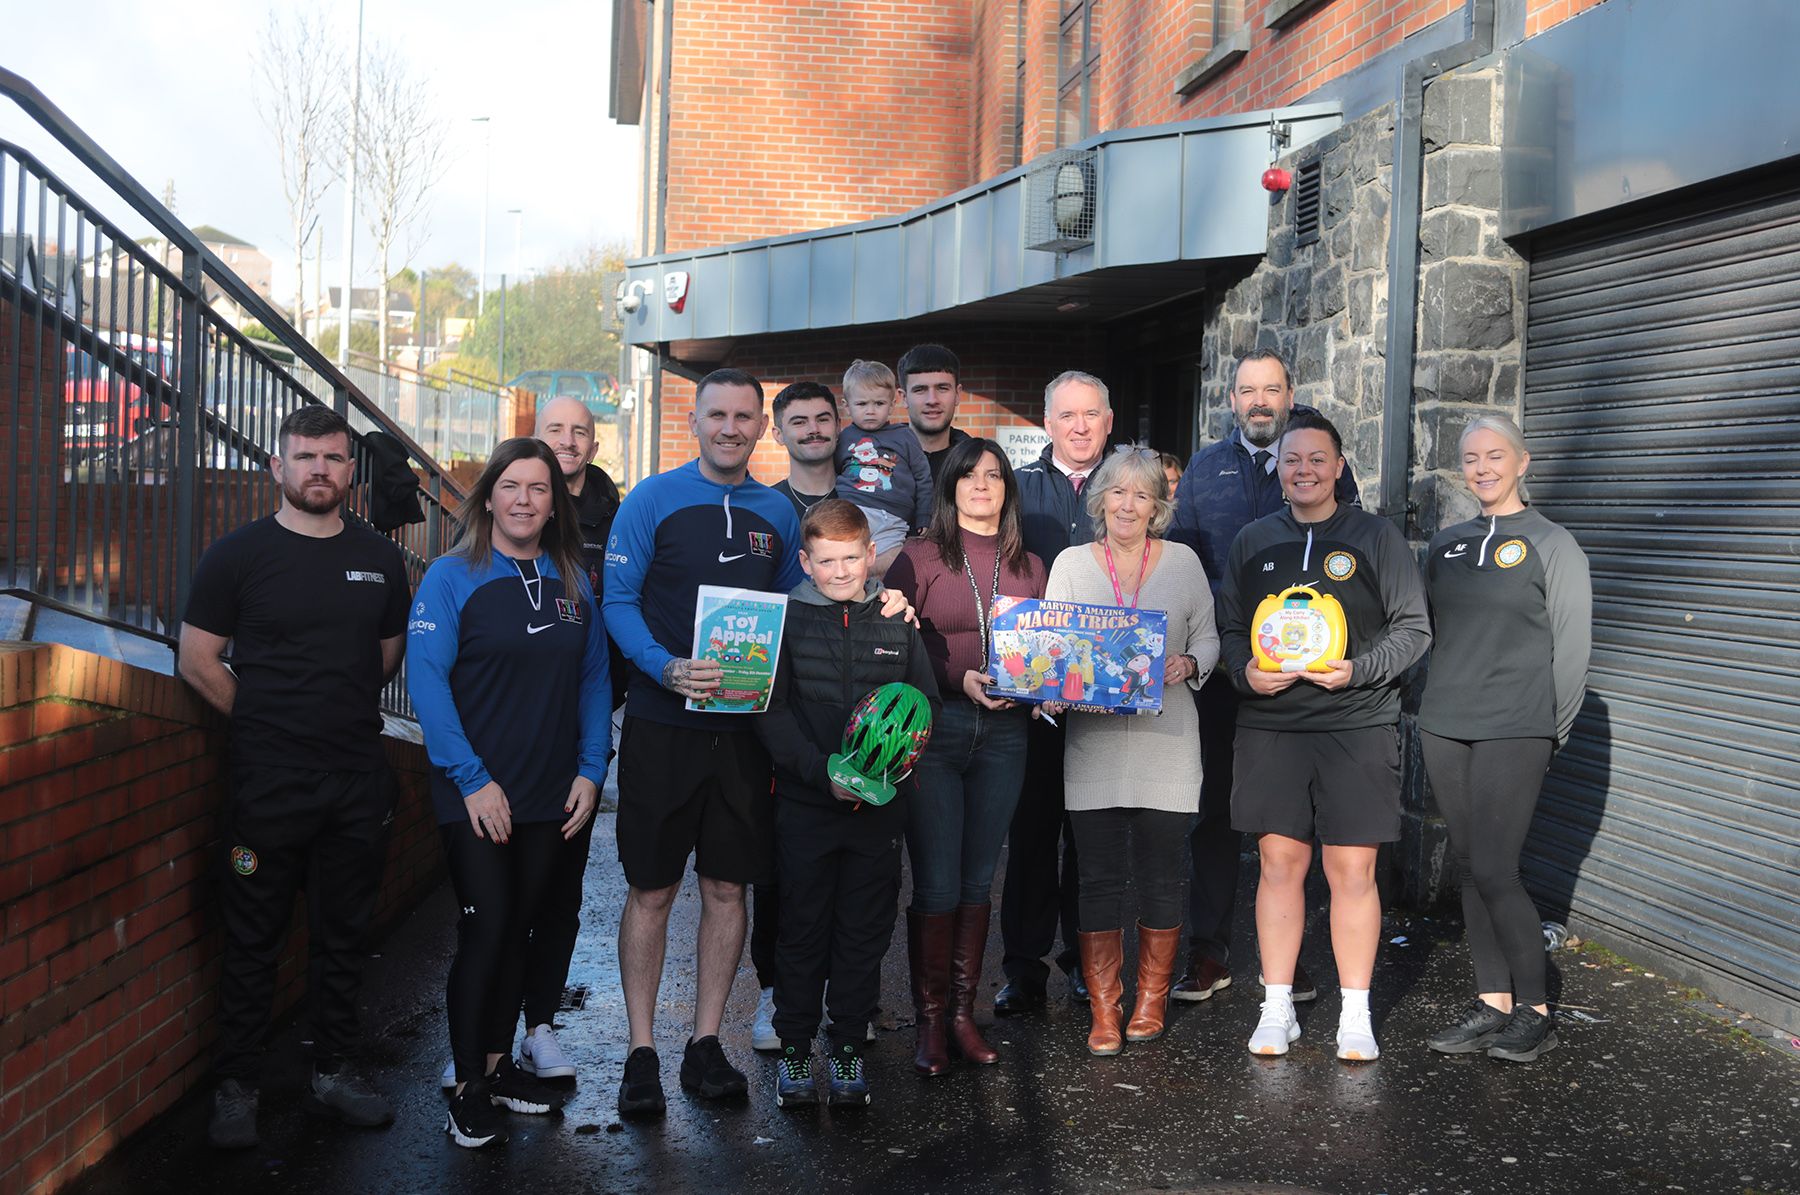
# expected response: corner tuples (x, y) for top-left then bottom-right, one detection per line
(1165, 349), (1360, 1007)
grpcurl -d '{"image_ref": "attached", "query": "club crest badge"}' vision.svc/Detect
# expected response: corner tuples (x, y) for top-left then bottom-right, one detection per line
(555, 597), (583, 623)
(230, 846), (257, 876)
(1495, 539), (1528, 568)
(748, 531), (774, 558)
(1323, 551), (1357, 582)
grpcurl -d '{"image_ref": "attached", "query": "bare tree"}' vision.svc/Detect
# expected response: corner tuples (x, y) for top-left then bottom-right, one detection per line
(253, 12), (343, 329)
(358, 45), (447, 364)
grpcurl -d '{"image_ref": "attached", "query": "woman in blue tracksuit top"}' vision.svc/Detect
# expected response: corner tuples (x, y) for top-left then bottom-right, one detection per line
(408, 437), (612, 1149)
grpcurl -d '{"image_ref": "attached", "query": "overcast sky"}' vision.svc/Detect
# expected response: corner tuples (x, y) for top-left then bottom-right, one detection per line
(2, 0), (642, 303)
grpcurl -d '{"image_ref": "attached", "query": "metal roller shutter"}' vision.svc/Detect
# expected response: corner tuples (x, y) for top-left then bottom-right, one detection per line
(1520, 174), (1800, 1034)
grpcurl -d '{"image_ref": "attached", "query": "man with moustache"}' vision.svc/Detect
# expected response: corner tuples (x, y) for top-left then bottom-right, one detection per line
(899, 343), (972, 481)
(1165, 349), (1361, 1007)
(769, 381), (840, 521)
(179, 404), (410, 1148)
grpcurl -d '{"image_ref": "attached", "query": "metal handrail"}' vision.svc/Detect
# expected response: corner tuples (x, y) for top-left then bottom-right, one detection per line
(0, 68), (474, 720)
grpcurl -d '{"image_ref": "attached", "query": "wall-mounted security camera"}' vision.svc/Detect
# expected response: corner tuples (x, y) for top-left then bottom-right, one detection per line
(617, 279), (655, 315)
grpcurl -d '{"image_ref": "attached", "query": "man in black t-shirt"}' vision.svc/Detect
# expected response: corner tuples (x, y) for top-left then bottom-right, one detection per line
(899, 343), (972, 481)
(179, 405), (410, 1150)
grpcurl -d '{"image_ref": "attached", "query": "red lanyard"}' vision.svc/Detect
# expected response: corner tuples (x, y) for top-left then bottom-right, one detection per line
(1102, 539), (1146, 608)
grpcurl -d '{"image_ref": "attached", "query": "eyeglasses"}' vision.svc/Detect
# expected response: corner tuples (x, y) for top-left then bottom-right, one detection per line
(1111, 444), (1159, 459)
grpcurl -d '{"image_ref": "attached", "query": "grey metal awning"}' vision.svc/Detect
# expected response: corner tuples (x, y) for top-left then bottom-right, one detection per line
(620, 103), (1341, 354)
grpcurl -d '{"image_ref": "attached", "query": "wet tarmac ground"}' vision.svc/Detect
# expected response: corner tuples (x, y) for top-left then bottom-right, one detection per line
(71, 812), (1799, 1195)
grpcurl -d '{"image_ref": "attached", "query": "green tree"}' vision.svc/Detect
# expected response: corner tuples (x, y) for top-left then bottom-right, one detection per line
(314, 322), (379, 358)
(459, 245), (626, 381)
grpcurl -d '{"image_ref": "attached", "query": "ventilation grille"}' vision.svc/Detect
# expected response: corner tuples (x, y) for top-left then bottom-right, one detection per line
(1025, 147), (1098, 253)
(1293, 160), (1323, 246)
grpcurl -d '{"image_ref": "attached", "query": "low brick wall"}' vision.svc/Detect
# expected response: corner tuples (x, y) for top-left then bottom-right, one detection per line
(0, 643), (443, 1194)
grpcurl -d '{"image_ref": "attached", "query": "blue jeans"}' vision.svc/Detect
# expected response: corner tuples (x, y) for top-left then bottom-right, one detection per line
(905, 700), (1029, 915)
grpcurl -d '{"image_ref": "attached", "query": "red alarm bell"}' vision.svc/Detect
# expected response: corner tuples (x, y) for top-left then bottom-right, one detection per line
(1262, 167), (1292, 193)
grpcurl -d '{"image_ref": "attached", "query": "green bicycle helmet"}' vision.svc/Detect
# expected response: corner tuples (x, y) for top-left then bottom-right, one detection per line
(826, 682), (934, 806)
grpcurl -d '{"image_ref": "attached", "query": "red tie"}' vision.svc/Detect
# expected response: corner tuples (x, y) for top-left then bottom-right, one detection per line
(1071, 473), (1086, 494)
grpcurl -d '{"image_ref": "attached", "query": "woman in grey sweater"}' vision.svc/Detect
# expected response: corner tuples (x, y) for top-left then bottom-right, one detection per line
(1044, 445), (1219, 1056)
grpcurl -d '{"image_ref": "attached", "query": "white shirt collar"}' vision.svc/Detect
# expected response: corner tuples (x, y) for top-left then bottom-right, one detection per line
(1239, 431), (1277, 471)
(1052, 454), (1098, 479)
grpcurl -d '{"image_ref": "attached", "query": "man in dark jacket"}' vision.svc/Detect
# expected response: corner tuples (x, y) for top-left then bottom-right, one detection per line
(997, 369), (1113, 1013)
(1165, 349), (1361, 1005)
(755, 499), (940, 1107)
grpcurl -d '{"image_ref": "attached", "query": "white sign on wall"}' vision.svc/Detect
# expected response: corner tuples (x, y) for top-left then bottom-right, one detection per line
(996, 426), (1049, 470)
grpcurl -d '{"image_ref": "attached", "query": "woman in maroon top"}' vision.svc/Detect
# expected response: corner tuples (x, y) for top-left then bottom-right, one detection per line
(886, 438), (1047, 1077)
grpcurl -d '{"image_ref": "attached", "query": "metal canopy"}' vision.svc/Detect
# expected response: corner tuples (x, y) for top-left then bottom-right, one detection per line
(620, 104), (1341, 352)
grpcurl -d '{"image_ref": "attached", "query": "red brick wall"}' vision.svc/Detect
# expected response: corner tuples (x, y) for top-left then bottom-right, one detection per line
(0, 644), (443, 1195)
(654, 324), (1106, 485)
(1526, 0), (1611, 36)
(664, 0), (978, 251)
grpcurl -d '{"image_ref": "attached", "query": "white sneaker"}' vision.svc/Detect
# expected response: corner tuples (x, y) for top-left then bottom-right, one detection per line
(1336, 1006), (1379, 1061)
(1248, 996), (1301, 1056)
(440, 1057), (456, 1090)
(520, 1024), (576, 1078)
(752, 987), (780, 1052)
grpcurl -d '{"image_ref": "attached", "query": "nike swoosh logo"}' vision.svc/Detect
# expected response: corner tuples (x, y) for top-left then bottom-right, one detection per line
(718, 552), (746, 563)
(527, 623), (554, 634)
(1444, 549), (1467, 558)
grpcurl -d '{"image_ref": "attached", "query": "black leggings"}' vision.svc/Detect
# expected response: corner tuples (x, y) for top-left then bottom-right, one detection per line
(1420, 732), (1554, 1007)
(1069, 808), (1188, 933)
(522, 813), (594, 1028)
(441, 820), (564, 1083)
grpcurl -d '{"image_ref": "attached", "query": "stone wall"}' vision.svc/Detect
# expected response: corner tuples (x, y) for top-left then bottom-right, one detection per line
(1200, 103), (1396, 506)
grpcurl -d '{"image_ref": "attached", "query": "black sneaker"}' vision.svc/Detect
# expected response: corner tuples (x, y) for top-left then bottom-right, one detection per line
(1291, 961), (1319, 1003)
(1428, 999), (1512, 1054)
(618, 1046), (666, 1117)
(680, 1034), (749, 1099)
(825, 1042), (870, 1107)
(308, 1068), (394, 1126)
(208, 1079), (259, 1150)
(445, 1078), (508, 1149)
(774, 1043), (817, 1108)
(487, 1056), (569, 1114)
(1487, 1006), (1559, 1063)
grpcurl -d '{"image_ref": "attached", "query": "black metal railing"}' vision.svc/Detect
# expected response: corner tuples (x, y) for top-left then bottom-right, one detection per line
(1, 68), (468, 719)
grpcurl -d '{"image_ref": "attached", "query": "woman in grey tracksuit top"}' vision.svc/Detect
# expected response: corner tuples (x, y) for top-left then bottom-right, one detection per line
(1419, 414), (1592, 1065)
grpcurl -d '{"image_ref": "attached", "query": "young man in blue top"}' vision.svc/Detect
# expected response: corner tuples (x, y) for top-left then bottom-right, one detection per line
(604, 370), (914, 1115)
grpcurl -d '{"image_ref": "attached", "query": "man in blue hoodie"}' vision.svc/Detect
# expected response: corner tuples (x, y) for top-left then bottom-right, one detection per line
(1165, 349), (1360, 1006)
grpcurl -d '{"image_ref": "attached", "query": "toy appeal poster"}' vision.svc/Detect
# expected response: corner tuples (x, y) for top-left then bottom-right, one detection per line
(687, 586), (788, 714)
(984, 597), (1167, 714)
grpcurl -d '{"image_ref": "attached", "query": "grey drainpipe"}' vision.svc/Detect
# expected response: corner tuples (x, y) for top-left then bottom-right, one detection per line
(1378, 0), (1496, 528)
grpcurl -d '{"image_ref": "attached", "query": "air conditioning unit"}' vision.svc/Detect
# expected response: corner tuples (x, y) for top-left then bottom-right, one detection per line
(1025, 147), (1098, 253)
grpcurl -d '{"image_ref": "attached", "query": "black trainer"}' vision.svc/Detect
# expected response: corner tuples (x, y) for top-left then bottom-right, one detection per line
(488, 1056), (569, 1114)
(1291, 961), (1319, 1003)
(1487, 1006), (1560, 1063)
(618, 1046), (666, 1117)
(1428, 999), (1512, 1054)
(208, 1079), (259, 1150)
(680, 1034), (749, 1099)
(445, 1078), (509, 1149)
(308, 1067), (394, 1126)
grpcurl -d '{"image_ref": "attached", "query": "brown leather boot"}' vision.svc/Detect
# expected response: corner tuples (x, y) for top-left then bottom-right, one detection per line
(948, 902), (998, 1065)
(1078, 929), (1125, 1056)
(907, 909), (953, 1076)
(1125, 923), (1182, 1041)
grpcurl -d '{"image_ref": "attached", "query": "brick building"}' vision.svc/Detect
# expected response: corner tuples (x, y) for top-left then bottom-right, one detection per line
(608, 0), (1800, 1033)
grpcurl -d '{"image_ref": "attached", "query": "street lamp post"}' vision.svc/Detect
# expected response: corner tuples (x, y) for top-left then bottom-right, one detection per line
(472, 116), (490, 318)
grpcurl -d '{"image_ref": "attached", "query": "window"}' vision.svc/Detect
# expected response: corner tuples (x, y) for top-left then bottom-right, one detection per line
(1056, 1), (1101, 148)
(553, 374), (592, 399)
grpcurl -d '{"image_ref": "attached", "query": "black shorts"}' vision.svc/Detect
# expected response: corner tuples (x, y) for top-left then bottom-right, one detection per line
(1229, 724), (1401, 845)
(615, 716), (774, 890)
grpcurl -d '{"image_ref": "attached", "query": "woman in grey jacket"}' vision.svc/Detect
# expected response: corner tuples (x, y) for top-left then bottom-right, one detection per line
(1045, 445), (1219, 1056)
(1419, 414), (1591, 1064)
